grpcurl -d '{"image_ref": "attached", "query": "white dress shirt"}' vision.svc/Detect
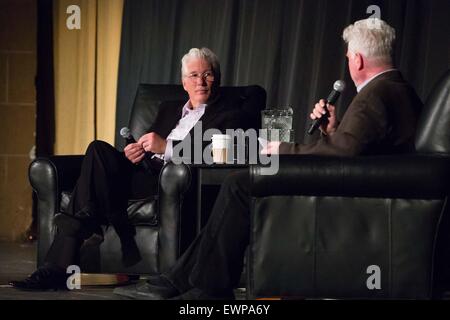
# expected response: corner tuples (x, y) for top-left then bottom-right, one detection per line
(152, 101), (207, 162)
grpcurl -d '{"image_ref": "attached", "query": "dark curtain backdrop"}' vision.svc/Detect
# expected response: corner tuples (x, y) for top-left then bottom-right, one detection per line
(115, 0), (449, 149)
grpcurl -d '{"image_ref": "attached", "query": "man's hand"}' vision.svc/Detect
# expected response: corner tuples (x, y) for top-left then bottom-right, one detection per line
(261, 141), (282, 155)
(138, 132), (167, 154)
(124, 142), (145, 164)
(310, 99), (338, 135)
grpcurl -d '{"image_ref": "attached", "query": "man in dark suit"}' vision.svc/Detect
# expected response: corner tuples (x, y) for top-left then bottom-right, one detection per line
(10, 47), (261, 290)
(114, 18), (423, 299)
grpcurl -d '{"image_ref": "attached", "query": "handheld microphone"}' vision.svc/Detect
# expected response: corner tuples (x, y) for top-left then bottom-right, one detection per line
(120, 127), (135, 144)
(307, 80), (346, 135)
(120, 127), (155, 172)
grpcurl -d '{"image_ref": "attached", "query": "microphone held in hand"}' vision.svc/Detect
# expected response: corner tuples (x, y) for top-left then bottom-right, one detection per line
(307, 80), (346, 135)
(120, 127), (155, 172)
(120, 127), (135, 144)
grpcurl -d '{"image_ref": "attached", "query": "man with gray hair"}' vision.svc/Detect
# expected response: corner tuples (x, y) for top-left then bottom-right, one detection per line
(10, 47), (262, 290)
(265, 17), (422, 156)
(114, 18), (423, 300)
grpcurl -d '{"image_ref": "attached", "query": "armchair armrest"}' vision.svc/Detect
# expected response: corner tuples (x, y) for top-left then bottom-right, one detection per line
(250, 154), (450, 199)
(158, 162), (194, 272)
(29, 155), (85, 198)
(29, 155), (84, 266)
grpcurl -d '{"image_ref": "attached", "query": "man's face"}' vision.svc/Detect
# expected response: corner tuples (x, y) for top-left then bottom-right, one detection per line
(182, 58), (217, 107)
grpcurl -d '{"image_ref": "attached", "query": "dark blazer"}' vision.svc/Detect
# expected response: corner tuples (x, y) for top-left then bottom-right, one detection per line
(148, 86), (265, 138)
(149, 94), (250, 139)
(143, 86), (262, 165)
(280, 70), (423, 156)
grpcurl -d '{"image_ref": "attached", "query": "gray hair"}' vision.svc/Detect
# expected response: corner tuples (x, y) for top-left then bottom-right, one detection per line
(343, 18), (396, 64)
(181, 47), (221, 81)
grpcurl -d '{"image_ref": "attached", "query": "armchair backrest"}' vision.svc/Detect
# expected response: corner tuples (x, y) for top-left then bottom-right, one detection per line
(128, 84), (188, 146)
(415, 69), (450, 154)
(125, 84), (267, 145)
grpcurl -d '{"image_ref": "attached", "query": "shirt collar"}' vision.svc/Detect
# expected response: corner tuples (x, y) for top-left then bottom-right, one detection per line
(357, 69), (397, 92)
(181, 101), (207, 117)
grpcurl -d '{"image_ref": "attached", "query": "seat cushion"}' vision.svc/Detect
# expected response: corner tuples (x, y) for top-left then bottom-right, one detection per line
(59, 191), (158, 226)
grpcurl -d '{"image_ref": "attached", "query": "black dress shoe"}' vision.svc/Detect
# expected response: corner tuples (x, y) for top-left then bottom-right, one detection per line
(113, 279), (180, 300)
(169, 287), (235, 300)
(9, 266), (68, 291)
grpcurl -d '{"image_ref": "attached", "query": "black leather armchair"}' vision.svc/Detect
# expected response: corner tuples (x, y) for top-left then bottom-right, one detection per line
(247, 70), (450, 299)
(30, 84), (266, 275)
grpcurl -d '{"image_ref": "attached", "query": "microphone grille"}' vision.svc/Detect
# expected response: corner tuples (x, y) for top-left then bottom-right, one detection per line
(120, 127), (131, 138)
(333, 80), (346, 92)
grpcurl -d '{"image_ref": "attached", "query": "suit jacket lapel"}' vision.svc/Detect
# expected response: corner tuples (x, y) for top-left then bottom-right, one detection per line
(152, 102), (184, 139)
(199, 95), (225, 129)
(158, 92), (227, 140)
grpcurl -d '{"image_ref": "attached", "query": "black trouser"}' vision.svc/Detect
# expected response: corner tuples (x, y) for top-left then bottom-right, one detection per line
(167, 170), (251, 295)
(45, 140), (161, 269)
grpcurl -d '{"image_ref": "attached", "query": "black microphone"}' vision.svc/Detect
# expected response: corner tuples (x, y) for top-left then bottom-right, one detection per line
(307, 80), (346, 135)
(120, 127), (155, 172)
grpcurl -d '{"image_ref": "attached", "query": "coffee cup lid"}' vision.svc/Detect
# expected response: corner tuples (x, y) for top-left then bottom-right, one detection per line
(212, 134), (231, 139)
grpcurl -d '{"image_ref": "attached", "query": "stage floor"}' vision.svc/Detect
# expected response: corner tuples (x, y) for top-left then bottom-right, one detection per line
(0, 242), (247, 300)
(2, 241), (447, 300)
(0, 242), (126, 300)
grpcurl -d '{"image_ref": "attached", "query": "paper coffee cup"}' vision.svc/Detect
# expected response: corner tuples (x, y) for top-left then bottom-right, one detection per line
(212, 134), (232, 164)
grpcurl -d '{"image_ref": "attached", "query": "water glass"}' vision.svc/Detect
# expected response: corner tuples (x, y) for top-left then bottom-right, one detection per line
(261, 108), (294, 142)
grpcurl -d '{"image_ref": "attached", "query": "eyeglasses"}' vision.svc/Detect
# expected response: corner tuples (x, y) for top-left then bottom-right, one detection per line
(185, 71), (215, 82)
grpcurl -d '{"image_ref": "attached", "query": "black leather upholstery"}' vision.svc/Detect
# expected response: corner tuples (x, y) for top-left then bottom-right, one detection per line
(247, 70), (450, 299)
(251, 155), (450, 199)
(415, 70), (450, 154)
(29, 156), (192, 274)
(30, 84), (266, 275)
(59, 191), (159, 226)
(126, 84), (187, 149)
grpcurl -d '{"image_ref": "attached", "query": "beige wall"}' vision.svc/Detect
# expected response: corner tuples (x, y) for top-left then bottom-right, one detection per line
(0, 0), (36, 241)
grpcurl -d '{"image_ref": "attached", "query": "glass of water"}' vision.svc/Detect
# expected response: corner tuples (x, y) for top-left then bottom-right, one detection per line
(261, 108), (294, 142)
